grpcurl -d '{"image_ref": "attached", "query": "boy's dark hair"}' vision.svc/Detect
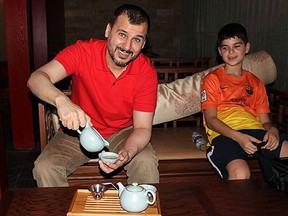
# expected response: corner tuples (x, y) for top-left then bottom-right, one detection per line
(217, 23), (248, 47)
(108, 4), (151, 36)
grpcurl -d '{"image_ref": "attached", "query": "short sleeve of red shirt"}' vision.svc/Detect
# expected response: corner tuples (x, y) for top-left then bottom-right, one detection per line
(54, 40), (84, 76)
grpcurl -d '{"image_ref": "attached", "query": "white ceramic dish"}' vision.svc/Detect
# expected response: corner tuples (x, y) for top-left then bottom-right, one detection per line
(98, 151), (119, 163)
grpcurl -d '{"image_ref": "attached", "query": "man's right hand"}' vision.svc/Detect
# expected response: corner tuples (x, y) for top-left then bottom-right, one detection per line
(55, 95), (91, 130)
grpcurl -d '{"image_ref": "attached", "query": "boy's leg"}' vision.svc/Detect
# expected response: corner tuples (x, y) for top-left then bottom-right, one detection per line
(209, 130), (255, 180)
(33, 131), (91, 187)
(107, 126), (159, 184)
(208, 129), (287, 180)
(206, 136), (250, 180)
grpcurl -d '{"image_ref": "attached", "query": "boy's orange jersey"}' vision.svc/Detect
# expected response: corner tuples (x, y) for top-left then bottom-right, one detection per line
(201, 67), (270, 143)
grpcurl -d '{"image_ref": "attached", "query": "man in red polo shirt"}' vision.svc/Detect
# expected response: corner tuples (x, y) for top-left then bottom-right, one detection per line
(27, 4), (158, 187)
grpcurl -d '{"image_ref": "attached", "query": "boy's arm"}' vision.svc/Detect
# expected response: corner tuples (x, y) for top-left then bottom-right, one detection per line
(204, 108), (261, 154)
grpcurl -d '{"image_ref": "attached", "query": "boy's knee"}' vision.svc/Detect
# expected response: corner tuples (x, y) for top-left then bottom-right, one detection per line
(228, 167), (250, 180)
(227, 159), (250, 180)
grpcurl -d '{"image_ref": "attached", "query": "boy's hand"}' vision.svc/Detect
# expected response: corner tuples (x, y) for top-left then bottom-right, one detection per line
(262, 127), (279, 151)
(236, 133), (262, 154)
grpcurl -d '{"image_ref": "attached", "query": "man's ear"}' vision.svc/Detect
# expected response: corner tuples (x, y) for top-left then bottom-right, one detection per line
(104, 24), (111, 38)
(245, 42), (251, 54)
(141, 40), (146, 49)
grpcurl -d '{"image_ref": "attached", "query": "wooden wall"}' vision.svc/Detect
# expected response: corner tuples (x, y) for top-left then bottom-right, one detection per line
(60, 0), (288, 92)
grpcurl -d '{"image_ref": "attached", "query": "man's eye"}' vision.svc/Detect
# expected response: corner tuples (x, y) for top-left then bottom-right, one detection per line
(133, 38), (141, 43)
(119, 33), (125, 38)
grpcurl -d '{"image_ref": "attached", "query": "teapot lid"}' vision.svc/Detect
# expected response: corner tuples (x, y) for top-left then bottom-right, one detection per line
(126, 182), (144, 192)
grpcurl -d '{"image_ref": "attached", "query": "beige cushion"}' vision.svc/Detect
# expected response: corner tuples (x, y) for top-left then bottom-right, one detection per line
(153, 50), (277, 125)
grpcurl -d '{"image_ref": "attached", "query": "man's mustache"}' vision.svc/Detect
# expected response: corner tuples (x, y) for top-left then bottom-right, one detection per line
(116, 47), (133, 54)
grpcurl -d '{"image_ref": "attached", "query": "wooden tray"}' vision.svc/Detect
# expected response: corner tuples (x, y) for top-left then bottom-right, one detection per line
(67, 189), (162, 216)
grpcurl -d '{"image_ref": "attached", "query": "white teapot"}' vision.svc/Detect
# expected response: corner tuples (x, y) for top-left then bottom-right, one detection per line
(77, 122), (109, 152)
(117, 182), (156, 212)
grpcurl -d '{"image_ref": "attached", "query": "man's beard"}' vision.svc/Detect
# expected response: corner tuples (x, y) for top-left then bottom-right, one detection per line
(109, 47), (139, 67)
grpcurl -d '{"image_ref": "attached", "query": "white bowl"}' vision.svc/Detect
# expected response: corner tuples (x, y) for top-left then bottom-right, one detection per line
(140, 184), (157, 193)
(98, 151), (119, 163)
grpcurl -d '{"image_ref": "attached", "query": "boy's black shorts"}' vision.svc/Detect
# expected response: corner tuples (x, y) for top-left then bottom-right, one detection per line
(206, 129), (288, 180)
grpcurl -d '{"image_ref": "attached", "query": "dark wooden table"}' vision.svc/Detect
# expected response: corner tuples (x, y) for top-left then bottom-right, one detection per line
(4, 177), (288, 216)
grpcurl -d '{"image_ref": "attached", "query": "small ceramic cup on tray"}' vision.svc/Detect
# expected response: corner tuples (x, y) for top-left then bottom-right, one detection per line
(140, 184), (157, 198)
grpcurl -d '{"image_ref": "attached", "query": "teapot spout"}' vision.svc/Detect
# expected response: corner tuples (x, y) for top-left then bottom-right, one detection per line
(104, 139), (109, 147)
(92, 127), (110, 147)
(117, 182), (125, 196)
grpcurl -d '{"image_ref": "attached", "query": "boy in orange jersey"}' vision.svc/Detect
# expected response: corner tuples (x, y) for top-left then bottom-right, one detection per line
(201, 23), (288, 180)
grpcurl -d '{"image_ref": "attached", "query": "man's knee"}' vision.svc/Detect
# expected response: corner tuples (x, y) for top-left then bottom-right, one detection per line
(33, 157), (68, 187)
(125, 146), (159, 183)
(134, 146), (158, 168)
(33, 157), (54, 181)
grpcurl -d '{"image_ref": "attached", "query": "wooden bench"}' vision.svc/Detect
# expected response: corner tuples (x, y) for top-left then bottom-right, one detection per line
(37, 53), (279, 186)
(266, 87), (288, 133)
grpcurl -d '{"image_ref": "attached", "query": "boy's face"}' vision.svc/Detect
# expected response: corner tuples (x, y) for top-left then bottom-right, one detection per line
(218, 37), (250, 67)
(105, 14), (147, 68)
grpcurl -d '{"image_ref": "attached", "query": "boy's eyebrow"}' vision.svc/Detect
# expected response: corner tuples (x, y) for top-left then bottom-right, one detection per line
(220, 41), (244, 47)
(233, 41), (244, 45)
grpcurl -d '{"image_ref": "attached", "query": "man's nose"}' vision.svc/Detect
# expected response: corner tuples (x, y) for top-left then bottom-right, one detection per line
(122, 38), (132, 51)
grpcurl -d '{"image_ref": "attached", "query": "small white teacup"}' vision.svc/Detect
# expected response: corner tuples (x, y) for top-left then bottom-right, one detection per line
(98, 151), (119, 163)
(140, 184), (157, 194)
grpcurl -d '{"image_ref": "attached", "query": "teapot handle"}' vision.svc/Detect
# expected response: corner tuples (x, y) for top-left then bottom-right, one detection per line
(145, 189), (156, 205)
(77, 122), (90, 135)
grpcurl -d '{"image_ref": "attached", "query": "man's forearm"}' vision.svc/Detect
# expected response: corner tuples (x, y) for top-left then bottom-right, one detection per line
(123, 127), (152, 159)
